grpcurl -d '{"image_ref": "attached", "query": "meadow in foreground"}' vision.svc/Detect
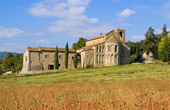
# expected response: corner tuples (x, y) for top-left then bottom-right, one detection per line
(0, 63), (170, 109)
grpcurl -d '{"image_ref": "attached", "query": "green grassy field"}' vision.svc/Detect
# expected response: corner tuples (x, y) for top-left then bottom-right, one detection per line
(0, 63), (170, 88)
(0, 63), (170, 109)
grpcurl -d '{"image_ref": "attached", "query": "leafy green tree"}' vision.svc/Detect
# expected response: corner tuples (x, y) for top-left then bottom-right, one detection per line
(159, 35), (170, 62)
(14, 54), (23, 71)
(143, 27), (159, 59)
(130, 54), (136, 63)
(126, 41), (137, 55)
(72, 38), (87, 50)
(65, 42), (69, 69)
(2, 53), (15, 72)
(54, 46), (59, 69)
(158, 37), (166, 60)
(136, 43), (141, 62)
(73, 53), (77, 68)
(162, 37), (170, 61)
(161, 24), (168, 38)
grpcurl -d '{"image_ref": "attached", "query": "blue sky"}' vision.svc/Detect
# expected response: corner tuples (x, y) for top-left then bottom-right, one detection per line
(0, 0), (170, 53)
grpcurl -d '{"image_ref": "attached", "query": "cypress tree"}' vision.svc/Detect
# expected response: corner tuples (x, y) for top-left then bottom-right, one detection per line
(54, 46), (59, 69)
(65, 42), (69, 69)
(73, 53), (77, 68)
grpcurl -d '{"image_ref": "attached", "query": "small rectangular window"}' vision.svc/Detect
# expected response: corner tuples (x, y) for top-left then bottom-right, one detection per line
(45, 55), (48, 58)
(59, 55), (62, 59)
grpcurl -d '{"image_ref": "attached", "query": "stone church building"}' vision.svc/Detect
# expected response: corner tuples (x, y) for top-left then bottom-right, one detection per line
(77, 29), (130, 68)
(21, 29), (130, 73)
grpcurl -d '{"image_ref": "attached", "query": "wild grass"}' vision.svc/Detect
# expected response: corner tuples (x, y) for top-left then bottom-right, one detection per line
(0, 63), (170, 109)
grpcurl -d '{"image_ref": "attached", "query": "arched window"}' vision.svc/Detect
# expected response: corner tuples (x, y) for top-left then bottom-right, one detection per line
(99, 46), (102, 53)
(115, 45), (118, 52)
(119, 31), (123, 38)
(96, 46), (98, 52)
(102, 46), (104, 52)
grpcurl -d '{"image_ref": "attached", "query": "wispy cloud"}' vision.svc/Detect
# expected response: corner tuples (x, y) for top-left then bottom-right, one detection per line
(0, 43), (25, 53)
(0, 26), (43, 38)
(0, 27), (24, 38)
(117, 8), (136, 18)
(29, 0), (98, 23)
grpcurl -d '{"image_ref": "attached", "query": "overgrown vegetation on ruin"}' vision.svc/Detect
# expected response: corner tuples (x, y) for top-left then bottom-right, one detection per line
(0, 63), (170, 109)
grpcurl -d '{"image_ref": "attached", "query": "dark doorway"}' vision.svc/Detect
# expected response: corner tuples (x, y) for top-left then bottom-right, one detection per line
(48, 65), (54, 70)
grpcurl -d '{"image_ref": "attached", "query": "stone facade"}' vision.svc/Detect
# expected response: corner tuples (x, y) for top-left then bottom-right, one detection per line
(21, 47), (77, 73)
(77, 29), (130, 68)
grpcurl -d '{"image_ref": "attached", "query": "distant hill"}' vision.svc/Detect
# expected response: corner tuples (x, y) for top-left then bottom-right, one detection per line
(0, 52), (22, 59)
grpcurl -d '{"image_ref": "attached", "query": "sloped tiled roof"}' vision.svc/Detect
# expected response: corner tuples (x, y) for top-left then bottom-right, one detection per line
(27, 47), (75, 52)
(86, 35), (104, 41)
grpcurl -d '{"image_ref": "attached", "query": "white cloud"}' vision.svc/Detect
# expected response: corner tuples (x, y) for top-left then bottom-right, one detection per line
(0, 43), (25, 53)
(29, 0), (131, 38)
(28, 0), (97, 24)
(0, 26), (43, 38)
(29, 0), (102, 37)
(117, 8), (136, 18)
(0, 27), (24, 38)
(34, 39), (52, 45)
(131, 35), (145, 41)
(29, 0), (91, 18)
